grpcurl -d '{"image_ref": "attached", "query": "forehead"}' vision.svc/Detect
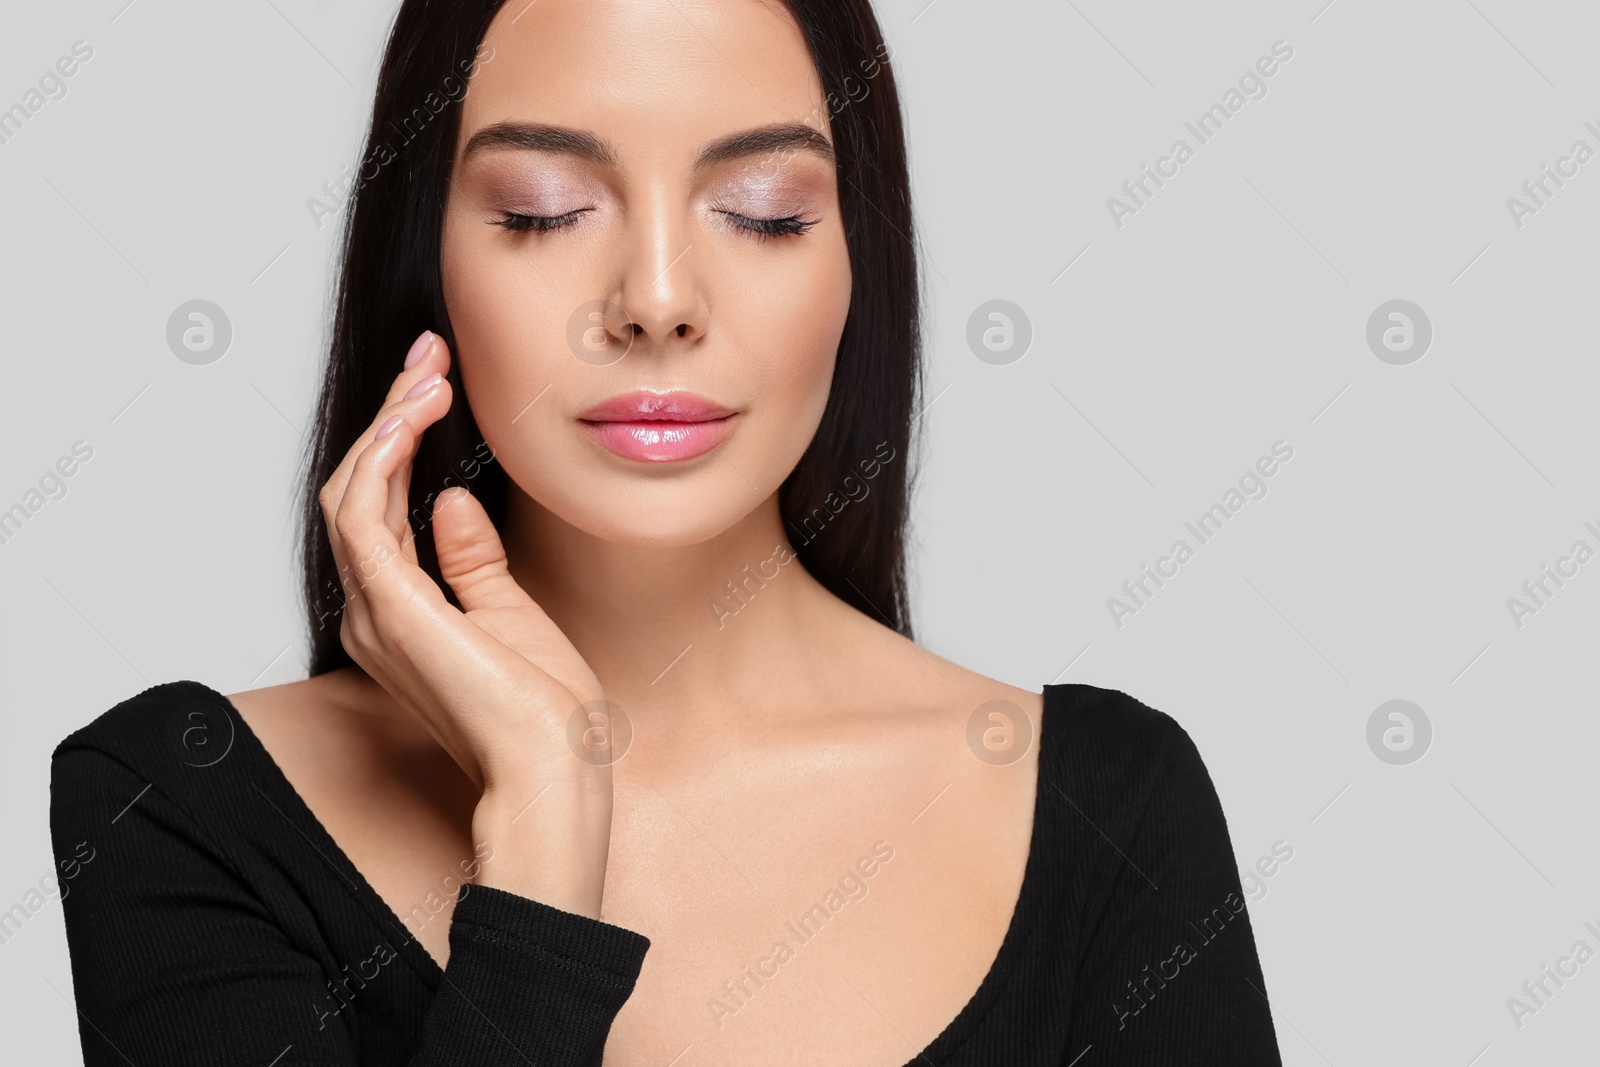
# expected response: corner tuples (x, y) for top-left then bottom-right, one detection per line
(460, 0), (829, 162)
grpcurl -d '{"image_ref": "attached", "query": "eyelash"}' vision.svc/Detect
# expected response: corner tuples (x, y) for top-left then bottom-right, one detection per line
(493, 209), (589, 234)
(722, 211), (821, 242)
(489, 209), (820, 241)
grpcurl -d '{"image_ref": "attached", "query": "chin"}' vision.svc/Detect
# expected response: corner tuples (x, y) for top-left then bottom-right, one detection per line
(531, 485), (768, 549)
(500, 434), (782, 549)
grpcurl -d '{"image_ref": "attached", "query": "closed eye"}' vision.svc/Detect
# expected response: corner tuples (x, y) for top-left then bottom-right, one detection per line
(489, 208), (821, 242)
(719, 210), (820, 241)
(491, 209), (590, 234)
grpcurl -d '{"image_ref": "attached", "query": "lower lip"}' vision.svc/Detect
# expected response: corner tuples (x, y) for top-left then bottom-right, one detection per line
(580, 414), (737, 462)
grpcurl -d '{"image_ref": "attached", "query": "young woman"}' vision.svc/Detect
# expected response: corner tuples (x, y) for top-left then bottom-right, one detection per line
(49, 0), (1282, 1063)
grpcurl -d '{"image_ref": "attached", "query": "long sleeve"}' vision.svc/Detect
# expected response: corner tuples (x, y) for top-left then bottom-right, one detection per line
(49, 744), (649, 1066)
(1061, 718), (1282, 1064)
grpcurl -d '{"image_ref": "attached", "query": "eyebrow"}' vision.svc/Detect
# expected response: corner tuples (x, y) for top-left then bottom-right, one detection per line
(459, 121), (834, 170)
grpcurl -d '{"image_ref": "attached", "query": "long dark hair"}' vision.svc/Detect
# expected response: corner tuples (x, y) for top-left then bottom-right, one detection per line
(298, 0), (922, 676)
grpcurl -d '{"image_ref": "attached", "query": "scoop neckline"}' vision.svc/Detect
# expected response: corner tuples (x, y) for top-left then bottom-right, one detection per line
(191, 679), (1055, 1067)
(199, 683), (452, 983)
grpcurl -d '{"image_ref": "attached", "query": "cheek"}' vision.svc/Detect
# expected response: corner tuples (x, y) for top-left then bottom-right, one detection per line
(441, 221), (579, 447)
(734, 240), (852, 453)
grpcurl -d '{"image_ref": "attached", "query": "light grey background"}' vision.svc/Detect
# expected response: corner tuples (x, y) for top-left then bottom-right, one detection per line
(3, 0), (1596, 1063)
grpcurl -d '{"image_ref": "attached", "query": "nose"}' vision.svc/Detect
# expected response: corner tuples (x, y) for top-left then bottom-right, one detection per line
(608, 188), (710, 348)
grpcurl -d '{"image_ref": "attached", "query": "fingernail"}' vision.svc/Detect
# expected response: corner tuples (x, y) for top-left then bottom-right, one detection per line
(404, 372), (442, 400)
(376, 415), (404, 440)
(405, 331), (434, 368)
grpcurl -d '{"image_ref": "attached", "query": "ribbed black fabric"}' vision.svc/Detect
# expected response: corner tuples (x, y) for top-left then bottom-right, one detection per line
(49, 680), (1282, 1065)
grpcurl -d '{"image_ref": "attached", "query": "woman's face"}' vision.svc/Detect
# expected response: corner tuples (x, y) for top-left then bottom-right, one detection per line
(441, 0), (852, 547)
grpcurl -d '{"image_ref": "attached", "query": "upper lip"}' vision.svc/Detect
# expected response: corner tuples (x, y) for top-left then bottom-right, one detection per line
(577, 390), (736, 422)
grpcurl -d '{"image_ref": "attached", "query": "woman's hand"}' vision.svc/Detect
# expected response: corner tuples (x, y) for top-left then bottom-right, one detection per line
(318, 329), (614, 918)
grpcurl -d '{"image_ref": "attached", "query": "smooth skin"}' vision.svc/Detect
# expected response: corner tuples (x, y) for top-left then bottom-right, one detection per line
(230, 1), (1044, 1064)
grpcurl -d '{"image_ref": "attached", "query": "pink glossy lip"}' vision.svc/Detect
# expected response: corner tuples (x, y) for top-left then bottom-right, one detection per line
(578, 390), (738, 462)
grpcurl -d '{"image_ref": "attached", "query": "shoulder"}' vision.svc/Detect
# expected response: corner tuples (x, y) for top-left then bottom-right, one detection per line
(1040, 682), (1222, 832)
(221, 666), (414, 760)
(46, 673), (360, 827)
(49, 680), (272, 859)
(1038, 685), (1243, 899)
(47, 676), (365, 902)
(50, 670), (384, 779)
(48, 671), (395, 820)
(48, 680), (263, 886)
(52, 679), (242, 784)
(846, 617), (1046, 733)
(1044, 682), (1195, 764)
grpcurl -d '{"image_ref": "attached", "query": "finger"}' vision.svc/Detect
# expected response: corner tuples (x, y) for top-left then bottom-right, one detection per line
(433, 486), (534, 613)
(344, 366), (455, 568)
(319, 472), (359, 617)
(319, 330), (452, 593)
(322, 384), (453, 617)
(383, 371), (456, 561)
(393, 466), (422, 567)
(332, 417), (448, 620)
(322, 331), (454, 510)
(386, 425), (421, 564)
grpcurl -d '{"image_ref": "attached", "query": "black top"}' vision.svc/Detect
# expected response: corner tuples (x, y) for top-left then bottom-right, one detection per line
(49, 680), (1283, 1065)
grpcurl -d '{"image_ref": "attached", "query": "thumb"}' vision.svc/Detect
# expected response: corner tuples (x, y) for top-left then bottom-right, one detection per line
(432, 486), (529, 613)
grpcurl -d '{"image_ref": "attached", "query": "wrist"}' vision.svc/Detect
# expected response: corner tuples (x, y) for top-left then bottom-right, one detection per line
(470, 777), (613, 920)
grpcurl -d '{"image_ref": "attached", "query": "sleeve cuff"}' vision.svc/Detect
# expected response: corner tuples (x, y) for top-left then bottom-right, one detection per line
(449, 882), (651, 982)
